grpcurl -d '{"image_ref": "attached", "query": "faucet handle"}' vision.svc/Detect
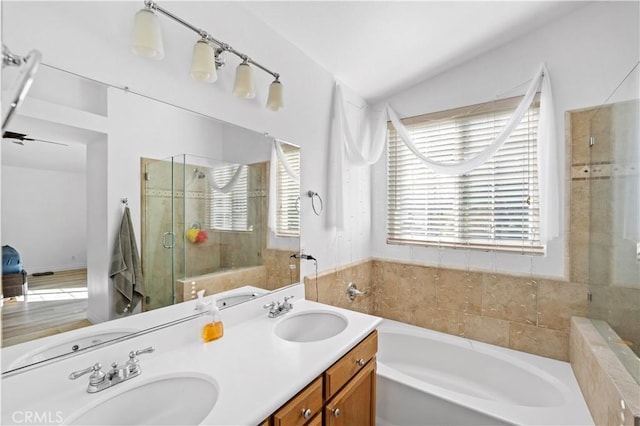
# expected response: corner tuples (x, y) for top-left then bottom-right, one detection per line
(132, 346), (155, 357)
(263, 301), (277, 310)
(283, 296), (294, 310)
(69, 362), (105, 386)
(126, 346), (155, 374)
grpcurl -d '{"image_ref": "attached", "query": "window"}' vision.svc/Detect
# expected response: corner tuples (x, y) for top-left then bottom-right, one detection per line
(387, 95), (543, 253)
(275, 146), (301, 237)
(206, 165), (249, 231)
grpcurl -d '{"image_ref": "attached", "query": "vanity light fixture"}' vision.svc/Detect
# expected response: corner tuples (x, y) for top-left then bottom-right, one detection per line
(131, 6), (164, 59)
(190, 38), (217, 83)
(266, 78), (284, 111)
(232, 58), (255, 99)
(131, 0), (283, 111)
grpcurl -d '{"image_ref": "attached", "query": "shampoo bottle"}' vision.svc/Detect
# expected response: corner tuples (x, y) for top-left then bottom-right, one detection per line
(202, 302), (224, 343)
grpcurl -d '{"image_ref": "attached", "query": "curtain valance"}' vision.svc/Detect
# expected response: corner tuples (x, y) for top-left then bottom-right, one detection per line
(328, 63), (559, 244)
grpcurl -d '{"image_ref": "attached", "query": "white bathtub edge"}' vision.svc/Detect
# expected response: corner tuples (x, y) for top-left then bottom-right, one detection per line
(376, 319), (594, 426)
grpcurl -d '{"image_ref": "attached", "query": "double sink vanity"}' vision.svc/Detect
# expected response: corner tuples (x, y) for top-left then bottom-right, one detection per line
(1, 283), (382, 425)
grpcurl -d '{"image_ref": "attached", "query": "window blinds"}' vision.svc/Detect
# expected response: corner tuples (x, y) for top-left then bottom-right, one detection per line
(387, 95), (543, 253)
(276, 147), (301, 237)
(207, 165), (248, 231)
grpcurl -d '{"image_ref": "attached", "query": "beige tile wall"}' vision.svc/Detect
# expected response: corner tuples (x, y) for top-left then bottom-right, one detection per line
(176, 265), (267, 303)
(305, 259), (586, 361)
(571, 317), (639, 426)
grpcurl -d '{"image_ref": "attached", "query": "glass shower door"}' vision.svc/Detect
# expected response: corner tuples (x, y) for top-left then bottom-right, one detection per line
(142, 157), (177, 311)
(587, 100), (640, 382)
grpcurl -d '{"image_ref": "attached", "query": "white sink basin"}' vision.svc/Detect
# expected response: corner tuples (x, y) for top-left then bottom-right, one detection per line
(66, 374), (218, 425)
(275, 311), (348, 343)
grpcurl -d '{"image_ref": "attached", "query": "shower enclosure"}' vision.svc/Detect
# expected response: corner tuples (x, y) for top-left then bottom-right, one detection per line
(582, 99), (640, 382)
(141, 154), (266, 311)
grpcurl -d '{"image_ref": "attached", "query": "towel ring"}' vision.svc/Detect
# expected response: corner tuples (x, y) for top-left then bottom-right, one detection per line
(307, 191), (323, 216)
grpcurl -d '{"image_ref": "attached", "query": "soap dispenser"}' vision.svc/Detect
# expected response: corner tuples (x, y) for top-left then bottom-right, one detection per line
(196, 290), (223, 343)
(202, 302), (224, 343)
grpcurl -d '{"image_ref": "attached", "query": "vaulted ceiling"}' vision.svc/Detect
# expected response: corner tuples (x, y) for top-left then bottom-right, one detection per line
(242, 1), (588, 101)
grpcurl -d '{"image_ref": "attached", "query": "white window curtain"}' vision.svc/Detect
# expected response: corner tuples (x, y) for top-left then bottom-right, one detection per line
(204, 165), (246, 193)
(328, 63), (559, 245)
(206, 165), (248, 231)
(268, 138), (300, 233)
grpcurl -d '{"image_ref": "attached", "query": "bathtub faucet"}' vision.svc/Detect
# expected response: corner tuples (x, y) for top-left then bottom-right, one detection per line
(346, 282), (367, 302)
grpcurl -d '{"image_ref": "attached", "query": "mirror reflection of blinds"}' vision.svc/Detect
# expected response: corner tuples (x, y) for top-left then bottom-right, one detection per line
(276, 148), (300, 237)
(387, 95), (543, 253)
(207, 165), (249, 231)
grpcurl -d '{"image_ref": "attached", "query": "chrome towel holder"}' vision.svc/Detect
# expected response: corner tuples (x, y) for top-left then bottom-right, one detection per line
(307, 190), (323, 216)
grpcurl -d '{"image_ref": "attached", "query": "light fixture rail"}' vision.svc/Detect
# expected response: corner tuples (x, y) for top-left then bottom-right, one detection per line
(145, 0), (279, 80)
(133, 1), (283, 111)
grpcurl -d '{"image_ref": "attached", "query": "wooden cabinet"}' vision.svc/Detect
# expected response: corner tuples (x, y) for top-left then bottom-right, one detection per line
(324, 331), (377, 400)
(324, 360), (376, 426)
(264, 330), (377, 426)
(272, 377), (323, 426)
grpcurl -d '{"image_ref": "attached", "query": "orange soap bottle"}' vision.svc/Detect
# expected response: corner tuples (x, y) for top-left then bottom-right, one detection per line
(202, 302), (224, 343)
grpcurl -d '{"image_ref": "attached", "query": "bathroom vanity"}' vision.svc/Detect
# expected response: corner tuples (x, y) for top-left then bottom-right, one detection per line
(1, 284), (382, 425)
(265, 330), (378, 426)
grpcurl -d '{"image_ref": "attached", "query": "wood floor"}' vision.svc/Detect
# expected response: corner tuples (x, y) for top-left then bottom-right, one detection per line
(1, 269), (92, 347)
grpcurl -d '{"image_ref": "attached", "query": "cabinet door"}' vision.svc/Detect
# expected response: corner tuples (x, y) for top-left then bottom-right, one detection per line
(272, 377), (323, 426)
(324, 359), (376, 426)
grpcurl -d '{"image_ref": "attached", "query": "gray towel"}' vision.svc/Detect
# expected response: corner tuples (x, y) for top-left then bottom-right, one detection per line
(110, 206), (144, 314)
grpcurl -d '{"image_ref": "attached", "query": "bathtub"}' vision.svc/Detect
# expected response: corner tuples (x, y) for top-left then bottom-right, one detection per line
(376, 319), (594, 426)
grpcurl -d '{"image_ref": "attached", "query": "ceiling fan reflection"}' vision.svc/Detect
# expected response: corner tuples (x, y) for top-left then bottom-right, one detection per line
(2, 131), (68, 147)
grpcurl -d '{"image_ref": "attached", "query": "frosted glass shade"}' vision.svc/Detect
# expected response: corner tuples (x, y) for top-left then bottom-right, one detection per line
(190, 40), (217, 82)
(131, 8), (164, 59)
(266, 80), (284, 111)
(233, 63), (255, 99)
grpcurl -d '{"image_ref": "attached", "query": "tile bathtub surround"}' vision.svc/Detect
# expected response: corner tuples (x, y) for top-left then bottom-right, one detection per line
(298, 102), (638, 423)
(304, 258), (588, 361)
(570, 317), (639, 426)
(176, 265), (267, 303)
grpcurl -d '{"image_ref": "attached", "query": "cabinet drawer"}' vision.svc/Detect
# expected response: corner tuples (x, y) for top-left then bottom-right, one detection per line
(272, 376), (323, 426)
(324, 330), (377, 400)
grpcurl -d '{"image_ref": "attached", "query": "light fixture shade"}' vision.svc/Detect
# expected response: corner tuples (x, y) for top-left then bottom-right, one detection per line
(233, 63), (255, 99)
(190, 40), (217, 82)
(266, 80), (284, 111)
(131, 8), (164, 60)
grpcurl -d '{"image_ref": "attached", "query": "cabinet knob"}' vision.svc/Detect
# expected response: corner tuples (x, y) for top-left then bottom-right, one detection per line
(332, 408), (341, 418)
(356, 358), (365, 367)
(301, 408), (312, 420)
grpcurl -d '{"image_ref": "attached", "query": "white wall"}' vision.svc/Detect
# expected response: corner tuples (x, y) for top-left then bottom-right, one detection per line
(1, 1), (365, 320)
(371, 1), (640, 279)
(5, 1), (635, 320)
(1, 165), (87, 273)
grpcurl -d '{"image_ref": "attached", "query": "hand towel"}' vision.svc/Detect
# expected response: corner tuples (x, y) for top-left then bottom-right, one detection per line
(110, 206), (144, 314)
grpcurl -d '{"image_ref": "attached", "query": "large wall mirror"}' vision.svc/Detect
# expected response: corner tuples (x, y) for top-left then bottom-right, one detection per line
(1, 63), (301, 372)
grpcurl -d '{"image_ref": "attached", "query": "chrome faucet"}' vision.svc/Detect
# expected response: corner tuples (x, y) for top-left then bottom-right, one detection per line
(69, 346), (154, 393)
(263, 296), (294, 318)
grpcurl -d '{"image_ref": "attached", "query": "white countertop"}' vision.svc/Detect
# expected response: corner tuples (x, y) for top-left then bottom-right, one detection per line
(1, 285), (382, 425)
